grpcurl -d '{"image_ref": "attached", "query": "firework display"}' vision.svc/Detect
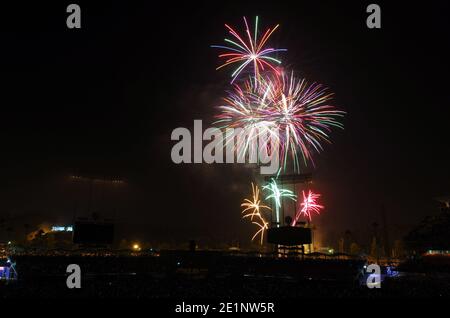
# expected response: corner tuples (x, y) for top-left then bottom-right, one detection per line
(293, 190), (324, 225)
(212, 17), (344, 244)
(267, 72), (345, 170)
(211, 16), (287, 83)
(241, 183), (271, 244)
(214, 76), (279, 163)
(241, 182), (271, 220)
(215, 73), (345, 171)
(263, 178), (296, 227)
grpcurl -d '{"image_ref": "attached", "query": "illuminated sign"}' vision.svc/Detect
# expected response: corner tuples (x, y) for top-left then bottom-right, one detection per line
(51, 226), (73, 232)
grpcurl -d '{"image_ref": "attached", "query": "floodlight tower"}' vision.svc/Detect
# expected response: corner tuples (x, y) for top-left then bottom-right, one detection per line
(264, 173), (314, 256)
(264, 173), (312, 227)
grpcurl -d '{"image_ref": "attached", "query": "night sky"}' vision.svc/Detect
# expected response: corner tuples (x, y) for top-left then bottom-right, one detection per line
(1, 1), (449, 248)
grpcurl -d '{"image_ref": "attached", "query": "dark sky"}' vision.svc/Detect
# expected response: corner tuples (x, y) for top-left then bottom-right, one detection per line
(0, 1), (449, 248)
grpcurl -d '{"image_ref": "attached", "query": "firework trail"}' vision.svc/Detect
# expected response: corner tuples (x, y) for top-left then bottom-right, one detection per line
(263, 178), (296, 227)
(266, 71), (345, 170)
(214, 76), (280, 163)
(241, 183), (271, 244)
(215, 72), (345, 171)
(211, 16), (287, 83)
(251, 220), (269, 245)
(241, 182), (271, 220)
(292, 190), (324, 224)
(212, 17), (343, 242)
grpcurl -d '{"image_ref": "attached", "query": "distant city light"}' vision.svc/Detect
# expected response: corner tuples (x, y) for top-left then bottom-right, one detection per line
(132, 244), (141, 251)
(70, 175), (125, 184)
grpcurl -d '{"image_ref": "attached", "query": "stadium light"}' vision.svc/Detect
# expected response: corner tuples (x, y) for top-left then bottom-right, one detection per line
(132, 243), (141, 251)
